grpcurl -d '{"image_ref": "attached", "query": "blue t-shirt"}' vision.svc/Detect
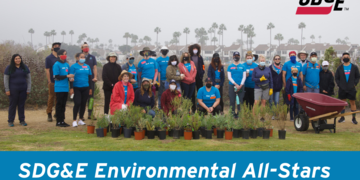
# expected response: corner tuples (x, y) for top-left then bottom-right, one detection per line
(128, 65), (138, 89)
(292, 76), (298, 93)
(242, 62), (258, 88)
(69, 63), (92, 88)
(138, 58), (158, 80)
(274, 65), (281, 74)
(197, 86), (221, 108)
(215, 68), (221, 84)
(124, 85), (128, 104)
(185, 63), (192, 72)
(283, 61), (302, 81)
(45, 54), (58, 83)
(302, 62), (321, 89)
(4, 65), (30, 90)
(53, 61), (70, 92)
(344, 64), (352, 82)
(227, 63), (245, 85)
(156, 56), (169, 81)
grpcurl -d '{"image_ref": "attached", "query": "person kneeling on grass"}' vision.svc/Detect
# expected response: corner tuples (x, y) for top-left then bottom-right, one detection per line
(197, 77), (221, 115)
(109, 70), (135, 115)
(285, 68), (303, 121)
(133, 78), (156, 118)
(161, 79), (181, 116)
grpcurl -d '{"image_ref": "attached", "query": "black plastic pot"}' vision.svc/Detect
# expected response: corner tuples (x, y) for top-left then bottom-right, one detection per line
(180, 127), (184, 136)
(242, 129), (250, 139)
(146, 130), (155, 139)
(263, 129), (270, 139)
(154, 127), (159, 137)
(168, 130), (173, 137)
(217, 129), (225, 138)
(257, 128), (264, 137)
(111, 128), (120, 138)
(158, 130), (166, 140)
(250, 129), (257, 139)
(96, 128), (104, 137)
(205, 129), (212, 139)
(123, 127), (132, 138)
(278, 130), (286, 139)
(193, 130), (200, 139)
(233, 129), (241, 138)
(131, 127), (136, 136)
(173, 129), (180, 139)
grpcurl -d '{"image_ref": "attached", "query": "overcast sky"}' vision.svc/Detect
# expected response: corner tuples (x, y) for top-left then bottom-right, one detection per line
(1, 0), (359, 47)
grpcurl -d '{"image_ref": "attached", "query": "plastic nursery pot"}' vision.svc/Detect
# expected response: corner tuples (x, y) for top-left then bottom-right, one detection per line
(242, 129), (250, 139)
(216, 129), (225, 139)
(158, 130), (166, 140)
(134, 131), (143, 140)
(192, 130), (200, 140)
(205, 129), (213, 139)
(96, 128), (104, 137)
(263, 130), (270, 139)
(200, 127), (206, 137)
(269, 129), (273, 137)
(225, 130), (233, 140)
(87, 125), (95, 134)
(257, 128), (264, 137)
(147, 130), (155, 139)
(213, 128), (217, 135)
(278, 130), (286, 140)
(123, 127), (132, 138)
(250, 129), (257, 139)
(142, 129), (145, 139)
(103, 128), (107, 136)
(172, 130), (180, 139)
(184, 131), (192, 140)
(111, 128), (120, 138)
(233, 129), (240, 138)
(168, 130), (173, 137)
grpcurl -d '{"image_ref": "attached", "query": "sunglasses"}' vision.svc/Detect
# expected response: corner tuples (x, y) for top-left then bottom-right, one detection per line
(274, 58), (280, 60)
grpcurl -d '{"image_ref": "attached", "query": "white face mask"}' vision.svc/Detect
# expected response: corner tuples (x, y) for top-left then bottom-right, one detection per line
(171, 61), (177, 66)
(193, 50), (198, 54)
(311, 57), (317, 62)
(170, 85), (176, 90)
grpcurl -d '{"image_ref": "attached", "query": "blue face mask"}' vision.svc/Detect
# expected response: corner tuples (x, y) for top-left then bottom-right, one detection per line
(260, 62), (266, 66)
(79, 59), (86, 63)
(290, 56), (296, 63)
(129, 59), (134, 64)
(246, 59), (253, 65)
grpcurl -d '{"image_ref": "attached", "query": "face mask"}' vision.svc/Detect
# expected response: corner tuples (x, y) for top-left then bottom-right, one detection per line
(290, 56), (296, 63)
(293, 73), (297, 77)
(260, 62), (265, 66)
(275, 62), (280, 65)
(253, 57), (255, 61)
(53, 47), (60, 52)
(79, 59), (86, 63)
(206, 83), (212, 88)
(183, 57), (189, 61)
(129, 59), (134, 64)
(246, 59), (252, 64)
(83, 47), (89, 53)
(234, 57), (240, 62)
(144, 52), (149, 57)
(171, 61), (177, 66)
(193, 50), (198, 54)
(322, 67), (328, 70)
(214, 58), (220, 64)
(311, 57), (317, 62)
(170, 85), (176, 90)
(143, 84), (150, 89)
(59, 55), (67, 60)
(161, 50), (168, 56)
(343, 58), (350, 63)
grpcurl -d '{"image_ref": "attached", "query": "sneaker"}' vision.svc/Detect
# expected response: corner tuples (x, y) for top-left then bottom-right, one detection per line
(233, 113), (239, 119)
(338, 117), (345, 123)
(20, 121), (27, 126)
(78, 120), (86, 126)
(8, 122), (14, 127)
(352, 118), (358, 125)
(260, 117), (265, 122)
(290, 119), (294, 122)
(56, 122), (66, 127)
(88, 116), (97, 120)
(271, 116), (275, 120)
(47, 113), (53, 122)
(72, 121), (78, 127)
(62, 122), (70, 127)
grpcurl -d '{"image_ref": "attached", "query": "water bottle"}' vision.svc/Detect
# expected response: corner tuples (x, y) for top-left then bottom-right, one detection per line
(234, 87), (240, 105)
(88, 97), (94, 110)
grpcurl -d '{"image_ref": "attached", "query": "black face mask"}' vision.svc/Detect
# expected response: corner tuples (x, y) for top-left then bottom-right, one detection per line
(275, 62), (280, 65)
(161, 50), (168, 56)
(53, 47), (60, 52)
(343, 58), (350, 63)
(206, 83), (212, 88)
(234, 57), (240, 61)
(293, 73), (297, 77)
(214, 58), (220, 64)
(183, 57), (189, 61)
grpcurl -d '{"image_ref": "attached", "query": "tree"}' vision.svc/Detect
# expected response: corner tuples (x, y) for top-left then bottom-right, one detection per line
(61, 31), (66, 42)
(118, 45), (132, 54)
(123, 32), (131, 53)
(236, 39), (243, 45)
(183, 27), (190, 47)
(319, 35), (322, 43)
(310, 35), (315, 43)
(336, 38), (342, 44)
(298, 22), (306, 49)
(50, 30), (56, 43)
(95, 38), (99, 45)
(211, 37), (218, 46)
(267, 23), (275, 55)
(69, 30), (74, 44)
(77, 33), (87, 44)
(28, 28), (34, 47)
(244, 24), (254, 50)
(43, 31), (49, 45)
(208, 28), (214, 45)
(195, 27), (208, 47)
(294, 39), (300, 45)
(274, 33), (284, 47)
(109, 39), (113, 44)
(172, 32), (181, 47)
(131, 34), (138, 46)
(323, 46), (340, 73)
(345, 36), (349, 43)
(238, 24), (245, 58)
(248, 31), (256, 50)
(154, 27), (161, 47)
(139, 38), (144, 44)
(143, 36), (151, 45)
(211, 22), (218, 44)
(219, 24), (227, 49)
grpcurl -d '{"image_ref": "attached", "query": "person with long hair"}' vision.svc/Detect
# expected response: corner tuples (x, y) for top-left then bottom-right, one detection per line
(188, 44), (205, 113)
(161, 79), (181, 115)
(110, 70), (135, 115)
(269, 55), (283, 119)
(207, 53), (225, 114)
(165, 55), (183, 91)
(4, 54), (31, 127)
(133, 78), (156, 117)
(179, 52), (197, 99)
(69, 52), (93, 127)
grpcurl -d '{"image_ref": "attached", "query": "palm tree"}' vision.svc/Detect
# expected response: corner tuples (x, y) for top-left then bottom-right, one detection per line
(219, 24), (227, 49)
(211, 37), (218, 46)
(50, 30), (56, 43)
(154, 27), (161, 47)
(267, 23), (275, 55)
(336, 38), (342, 44)
(298, 22), (306, 49)
(123, 32), (131, 53)
(139, 38), (144, 44)
(244, 24), (254, 50)
(28, 28), (34, 47)
(345, 36), (349, 43)
(248, 31), (256, 50)
(274, 33), (284, 47)
(95, 38), (99, 46)
(131, 34), (138, 46)
(217, 30), (222, 47)
(310, 35), (315, 43)
(183, 27), (190, 47)
(211, 23), (218, 43)
(318, 35), (322, 43)
(238, 25), (245, 58)
(43, 31), (49, 45)
(208, 28), (214, 45)
(144, 36), (151, 45)
(61, 31), (66, 42)
(69, 30), (74, 44)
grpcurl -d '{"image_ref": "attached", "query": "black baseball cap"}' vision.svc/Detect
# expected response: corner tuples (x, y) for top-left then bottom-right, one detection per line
(52, 42), (61, 47)
(233, 51), (240, 56)
(205, 77), (212, 83)
(343, 52), (350, 56)
(213, 53), (220, 58)
(170, 79), (176, 84)
(310, 52), (317, 56)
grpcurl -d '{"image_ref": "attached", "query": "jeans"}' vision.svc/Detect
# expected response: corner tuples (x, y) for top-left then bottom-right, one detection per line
(269, 91), (280, 108)
(157, 80), (166, 109)
(305, 87), (320, 93)
(148, 109), (156, 118)
(289, 99), (299, 120)
(228, 84), (245, 115)
(181, 82), (195, 99)
(164, 81), (181, 91)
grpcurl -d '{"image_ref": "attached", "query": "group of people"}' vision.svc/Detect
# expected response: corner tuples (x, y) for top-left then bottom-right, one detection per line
(4, 43), (359, 127)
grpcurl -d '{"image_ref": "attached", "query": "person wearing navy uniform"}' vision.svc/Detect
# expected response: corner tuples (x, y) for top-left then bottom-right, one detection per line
(207, 53), (225, 114)
(197, 78), (221, 115)
(4, 54), (31, 127)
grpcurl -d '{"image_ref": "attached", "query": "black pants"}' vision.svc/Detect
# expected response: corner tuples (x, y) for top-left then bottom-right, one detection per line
(56, 92), (68, 123)
(244, 87), (254, 109)
(197, 104), (222, 115)
(73, 87), (89, 120)
(87, 81), (95, 116)
(191, 74), (203, 112)
(218, 86), (224, 112)
(104, 89), (113, 114)
(8, 88), (27, 123)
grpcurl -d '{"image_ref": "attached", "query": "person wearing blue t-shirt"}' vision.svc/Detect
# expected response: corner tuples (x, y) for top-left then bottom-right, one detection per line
(302, 52), (321, 93)
(137, 47), (158, 92)
(52, 49), (74, 127)
(197, 78), (221, 115)
(4, 54), (31, 127)
(242, 51), (258, 109)
(156, 46), (170, 109)
(227, 51), (247, 118)
(69, 53), (93, 127)
(282, 51), (303, 88)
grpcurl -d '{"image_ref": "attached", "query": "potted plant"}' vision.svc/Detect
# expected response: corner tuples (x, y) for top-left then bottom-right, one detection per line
(172, 115), (183, 139)
(134, 118), (146, 140)
(182, 115), (192, 140)
(224, 113), (234, 140)
(263, 105), (274, 139)
(214, 114), (225, 138)
(202, 114), (214, 139)
(191, 112), (202, 140)
(171, 96), (192, 137)
(277, 104), (288, 139)
(96, 115), (108, 137)
(257, 106), (268, 137)
(232, 117), (242, 138)
(241, 104), (251, 139)
(157, 121), (167, 140)
(111, 110), (123, 138)
(87, 105), (99, 134)
(166, 112), (176, 137)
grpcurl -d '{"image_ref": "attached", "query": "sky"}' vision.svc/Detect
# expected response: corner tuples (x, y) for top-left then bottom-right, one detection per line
(0, 0), (359, 48)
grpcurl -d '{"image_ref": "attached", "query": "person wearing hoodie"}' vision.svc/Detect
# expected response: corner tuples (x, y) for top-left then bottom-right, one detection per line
(102, 52), (122, 115)
(166, 55), (183, 91)
(52, 49), (74, 127)
(133, 78), (156, 118)
(297, 51), (310, 67)
(122, 55), (140, 92)
(302, 52), (321, 93)
(283, 51), (303, 88)
(269, 55), (283, 112)
(156, 46), (170, 109)
(188, 44), (205, 113)
(179, 52), (197, 99)
(285, 68), (303, 121)
(161, 79), (182, 115)
(319, 61), (335, 96)
(207, 53), (225, 114)
(242, 51), (258, 109)
(109, 70), (135, 115)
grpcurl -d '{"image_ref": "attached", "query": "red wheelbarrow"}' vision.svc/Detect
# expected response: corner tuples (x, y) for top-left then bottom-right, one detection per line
(292, 93), (360, 133)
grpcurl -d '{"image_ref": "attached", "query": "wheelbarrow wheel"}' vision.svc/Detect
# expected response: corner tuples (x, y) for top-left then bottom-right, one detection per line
(294, 114), (309, 131)
(311, 119), (327, 131)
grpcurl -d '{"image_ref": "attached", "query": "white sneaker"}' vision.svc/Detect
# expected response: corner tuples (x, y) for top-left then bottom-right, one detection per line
(272, 116), (275, 120)
(72, 121), (78, 127)
(78, 120), (86, 126)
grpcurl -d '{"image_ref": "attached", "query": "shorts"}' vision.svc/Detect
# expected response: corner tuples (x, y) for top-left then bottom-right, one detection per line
(254, 88), (270, 101)
(338, 88), (356, 100)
